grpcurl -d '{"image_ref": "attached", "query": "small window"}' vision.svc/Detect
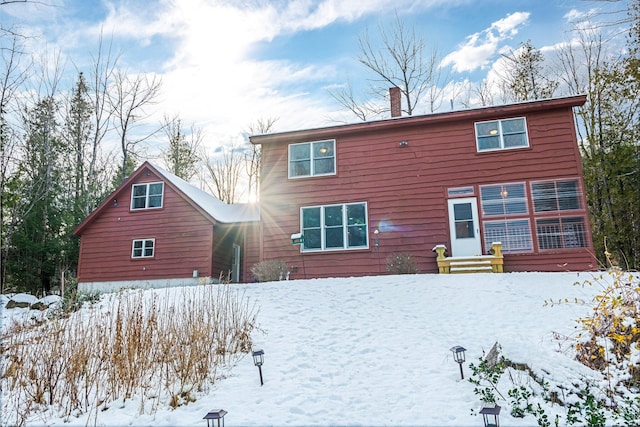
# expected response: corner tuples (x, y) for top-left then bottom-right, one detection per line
(483, 219), (533, 253)
(289, 140), (336, 178)
(475, 117), (528, 152)
(480, 183), (528, 216)
(132, 239), (155, 258)
(536, 217), (588, 250)
(531, 179), (581, 213)
(301, 202), (368, 251)
(131, 182), (164, 210)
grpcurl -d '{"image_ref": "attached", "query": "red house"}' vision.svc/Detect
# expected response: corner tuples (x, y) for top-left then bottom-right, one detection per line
(73, 162), (259, 292)
(248, 94), (596, 278)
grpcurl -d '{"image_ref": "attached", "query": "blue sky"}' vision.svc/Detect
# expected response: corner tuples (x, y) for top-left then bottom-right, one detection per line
(0, 0), (629, 144)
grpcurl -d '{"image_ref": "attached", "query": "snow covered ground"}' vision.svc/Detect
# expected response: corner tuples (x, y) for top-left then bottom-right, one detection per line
(1, 272), (621, 426)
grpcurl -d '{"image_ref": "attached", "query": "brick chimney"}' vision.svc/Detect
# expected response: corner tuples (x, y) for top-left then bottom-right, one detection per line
(389, 86), (401, 118)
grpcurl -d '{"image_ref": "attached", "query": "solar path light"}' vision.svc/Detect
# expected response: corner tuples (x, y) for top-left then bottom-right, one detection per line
(203, 409), (227, 427)
(480, 404), (501, 427)
(252, 349), (264, 386)
(450, 345), (466, 379)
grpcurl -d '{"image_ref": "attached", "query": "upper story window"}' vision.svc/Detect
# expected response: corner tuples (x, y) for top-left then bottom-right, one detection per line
(475, 117), (528, 152)
(289, 140), (336, 178)
(131, 182), (164, 210)
(301, 202), (368, 252)
(132, 239), (155, 258)
(531, 179), (581, 212)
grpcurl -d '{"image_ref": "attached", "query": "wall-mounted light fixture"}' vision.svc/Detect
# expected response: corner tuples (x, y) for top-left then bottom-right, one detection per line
(113, 199), (118, 207)
(399, 141), (409, 147)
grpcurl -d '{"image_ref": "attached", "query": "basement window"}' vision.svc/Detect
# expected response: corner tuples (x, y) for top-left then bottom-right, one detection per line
(131, 182), (164, 210)
(132, 239), (155, 258)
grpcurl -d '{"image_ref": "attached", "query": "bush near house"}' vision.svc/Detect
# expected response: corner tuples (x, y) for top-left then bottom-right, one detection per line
(250, 260), (288, 282)
(386, 252), (417, 274)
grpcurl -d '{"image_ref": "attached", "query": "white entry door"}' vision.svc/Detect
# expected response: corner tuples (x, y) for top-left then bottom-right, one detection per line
(231, 244), (241, 283)
(447, 197), (482, 256)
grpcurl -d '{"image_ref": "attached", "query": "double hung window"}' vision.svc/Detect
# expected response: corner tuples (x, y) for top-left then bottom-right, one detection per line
(132, 239), (155, 258)
(301, 202), (368, 251)
(289, 140), (336, 178)
(475, 117), (528, 152)
(131, 182), (164, 210)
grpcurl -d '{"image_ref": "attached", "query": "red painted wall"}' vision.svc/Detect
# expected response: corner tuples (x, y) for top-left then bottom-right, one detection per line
(77, 169), (217, 283)
(254, 98), (596, 278)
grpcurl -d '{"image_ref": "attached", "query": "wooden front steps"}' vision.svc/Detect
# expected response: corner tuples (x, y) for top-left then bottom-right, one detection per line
(433, 242), (504, 274)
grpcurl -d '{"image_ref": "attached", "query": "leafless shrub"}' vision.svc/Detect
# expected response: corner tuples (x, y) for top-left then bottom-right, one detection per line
(386, 252), (417, 274)
(250, 259), (288, 282)
(0, 284), (259, 425)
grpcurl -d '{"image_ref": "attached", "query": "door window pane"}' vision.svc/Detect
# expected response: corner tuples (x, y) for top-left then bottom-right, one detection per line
(454, 203), (474, 238)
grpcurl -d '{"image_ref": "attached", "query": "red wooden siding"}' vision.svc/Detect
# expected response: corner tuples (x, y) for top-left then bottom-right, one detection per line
(243, 222), (261, 281)
(77, 168), (217, 283)
(254, 96), (596, 278)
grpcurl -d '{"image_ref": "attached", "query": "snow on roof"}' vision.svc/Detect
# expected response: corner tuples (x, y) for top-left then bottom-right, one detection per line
(150, 163), (259, 223)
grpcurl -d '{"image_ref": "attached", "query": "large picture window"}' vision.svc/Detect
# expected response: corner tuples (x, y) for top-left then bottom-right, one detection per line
(301, 202), (368, 251)
(475, 117), (528, 152)
(289, 140), (336, 178)
(132, 239), (155, 258)
(131, 182), (164, 210)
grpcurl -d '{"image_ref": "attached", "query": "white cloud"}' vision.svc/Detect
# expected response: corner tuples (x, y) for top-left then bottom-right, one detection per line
(440, 11), (530, 73)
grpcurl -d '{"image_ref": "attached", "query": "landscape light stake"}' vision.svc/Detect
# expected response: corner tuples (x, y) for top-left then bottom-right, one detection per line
(450, 345), (466, 380)
(252, 349), (265, 386)
(203, 409), (227, 427)
(480, 403), (501, 427)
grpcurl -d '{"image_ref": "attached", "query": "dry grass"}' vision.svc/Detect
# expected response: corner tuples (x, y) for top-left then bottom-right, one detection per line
(0, 283), (258, 426)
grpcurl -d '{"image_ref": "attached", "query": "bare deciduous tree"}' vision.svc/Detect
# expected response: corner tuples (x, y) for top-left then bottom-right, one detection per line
(244, 117), (277, 202)
(330, 14), (445, 120)
(109, 69), (162, 182)
(84, 30), (120, 212)
(201, 142), (244, 204)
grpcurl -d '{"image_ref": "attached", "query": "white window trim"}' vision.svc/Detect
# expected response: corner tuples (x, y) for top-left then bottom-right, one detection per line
(132, 238), (155, 258)
(475, 117), (529, 152)
(300, 202), (369, 252)
(288, 139), (336, 179)
(131, 182), (164, 210)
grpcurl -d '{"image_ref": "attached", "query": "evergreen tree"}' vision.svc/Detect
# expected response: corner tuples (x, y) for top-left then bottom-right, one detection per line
(8, 97), (65, 293)
(58, 72), (93, 276)
(162, 115), (200, 181)
(499, 40), (558, 102)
